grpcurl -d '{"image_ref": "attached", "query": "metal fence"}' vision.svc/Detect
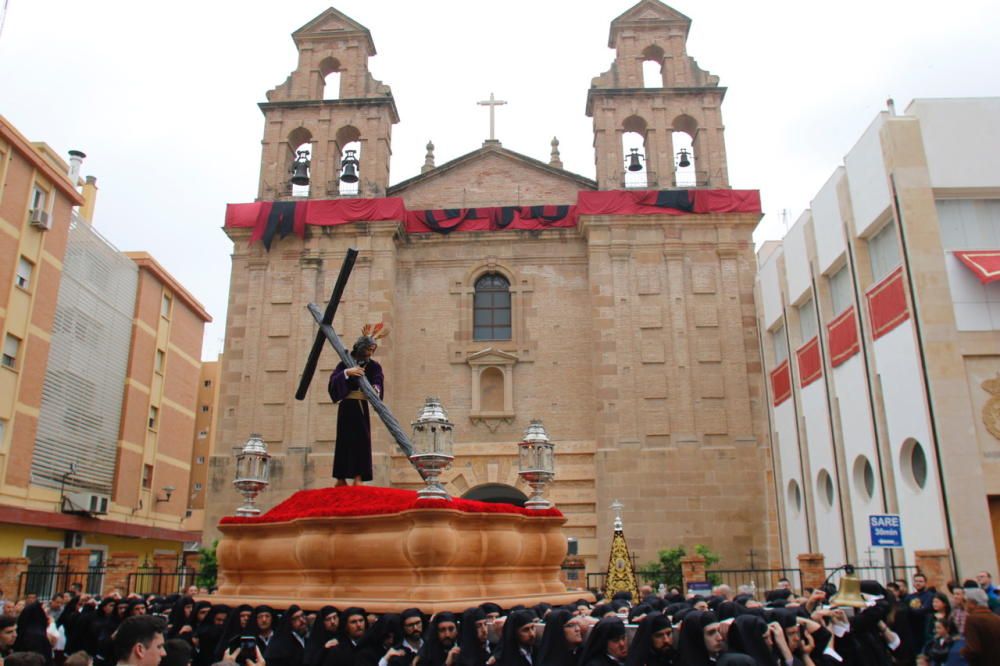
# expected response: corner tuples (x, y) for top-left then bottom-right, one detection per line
(126, 566), (198, 596)
(825, 564), (920, 589)
(705, 568), (804, 595)
(18, 565), (105, 600)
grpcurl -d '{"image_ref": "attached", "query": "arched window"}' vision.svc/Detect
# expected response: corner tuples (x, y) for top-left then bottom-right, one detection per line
(287, 127), (313, 197)
(336, 125), (361, 197)
(672, 114), (698, 188)
(473, 273), (511, 341)
(622, 115), (648, 189)
(319, 57), (341, 100)
(641, 45), (664, 88)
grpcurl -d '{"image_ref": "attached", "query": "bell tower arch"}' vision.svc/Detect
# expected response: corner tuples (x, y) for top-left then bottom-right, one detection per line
(587, 0), (729, 190)
(257, 8), (399, 200)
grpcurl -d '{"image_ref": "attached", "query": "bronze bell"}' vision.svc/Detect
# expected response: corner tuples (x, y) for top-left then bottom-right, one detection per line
(677, 148), (692, 168)
(340, 149), (360, 183)
(290, 150), (311, 186)
(830, 565), (867, 608)
(626, 148), (644, 172)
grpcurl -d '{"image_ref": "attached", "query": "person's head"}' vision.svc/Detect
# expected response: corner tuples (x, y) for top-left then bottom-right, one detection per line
(400, 609), (421, 641)
(604, 620), (629, 660)
(351, 335), (378, 362)
(479, 603), (502, 622)
(0, 616), (17, 648)
(777, 578), (791, 590)
(950, 586), (966, 606)
(286, 606), (307, 638)
(254, 607), (273, 633)
(321, 607), (340, 635)
(23, 595), (36, 606)
(976, 571), (992, 589)
(114, 614), (167, 666)
(160, 639), (192, 666)
(64, 651), (92, 666)
(931, 593), (950, 614)
(212, 610), (228, 626)
(4, 653), (46, 666)
(49, 596), (64, 612)
(894, 579), (909, 595)
(933, 618), (955, 639)
(436, 616), (458, 648)
(196, 604), (211, 623)
(913, 574), (927, 592)
(341, 608), (366, 641)
(563, 617), (583, 647)
(237, 608), (251, 628)
(965, 587), (989, 609)
(783, 623), (801, 652)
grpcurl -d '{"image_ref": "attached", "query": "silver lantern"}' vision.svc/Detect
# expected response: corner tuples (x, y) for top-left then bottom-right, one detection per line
(517, 419), (555, 510)
(233, 433), (271, 516)
(409, 397), (455, 500)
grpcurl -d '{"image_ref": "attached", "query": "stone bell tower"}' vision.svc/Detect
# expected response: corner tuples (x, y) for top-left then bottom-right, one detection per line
(587, 0), (729, 190)
(256, 8), (399, 199)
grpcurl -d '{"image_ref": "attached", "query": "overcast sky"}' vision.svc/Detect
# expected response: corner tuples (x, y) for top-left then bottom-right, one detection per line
(2, 0), (998, 359)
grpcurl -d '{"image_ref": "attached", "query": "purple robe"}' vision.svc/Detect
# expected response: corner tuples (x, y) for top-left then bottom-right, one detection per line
(328, 360), (383, 481)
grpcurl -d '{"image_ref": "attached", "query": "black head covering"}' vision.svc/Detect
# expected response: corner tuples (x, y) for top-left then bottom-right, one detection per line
(479, 603), (502, 616)
(456, 607), (489, 666)
(532, 603), (551, 620)
(417, 611), (459, 666)
(192, 605), (229, 666)
(264, 605), (306, 666)
(495, 610), (537, 666)
(674, 610), (719, 666)
(717, 654), (758, 666)
(126, 597), (148, 616)
(536, 609), (577, 666)
(628, 603), (652, 623)
(612, 591), (633, 603)
(663, 602), (690, 622)
(13, 602), (53, 661)
(358, 613), (400, 653)
(303, 605), (339, 666)
(167, 596), (196, 636)
(337, 607), (368, 643)
(625, 611), (673, 666)
(765, 588), (792, 603)
(214, 603), (253, 660)
(716, 601), (742, 622)
(726, 615), (773, 666)
(591, 603), (616, 618)
(577, 616), (627, 666)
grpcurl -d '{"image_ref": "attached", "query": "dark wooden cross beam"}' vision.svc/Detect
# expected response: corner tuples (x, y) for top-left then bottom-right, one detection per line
(296, 249), (425, 476)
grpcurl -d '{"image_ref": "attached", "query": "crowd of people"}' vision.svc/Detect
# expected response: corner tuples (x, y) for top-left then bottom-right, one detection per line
(0, 572), (997, 666)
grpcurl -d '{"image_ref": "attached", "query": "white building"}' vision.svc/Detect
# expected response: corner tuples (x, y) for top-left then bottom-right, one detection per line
(755, 98), (1000, 579)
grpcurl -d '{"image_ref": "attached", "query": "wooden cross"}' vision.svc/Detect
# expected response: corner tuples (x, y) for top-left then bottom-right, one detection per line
(296, 249), (426, 478)
(477, 92), (507, 141)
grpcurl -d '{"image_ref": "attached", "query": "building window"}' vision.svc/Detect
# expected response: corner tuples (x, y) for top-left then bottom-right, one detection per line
(197, 430), (208, 439)
(30, 185), (47, 214)
(200, 405), (209, 413)
(148, 405), (159, 430)
(0, 418), (6, 447)
(203, 380), (212, 388)
(854, 455), (876, 502)
(473, 273), (511, 341)
(798, 297), (817, 342)
(155, 349), (166, 374)
(142, 464), (153, 489)
(161, 293), (172, 319)
(787, 479), (802, 515)
(771, 324), (788, 365)
(868, 221), (901, 283)
(829, 265), (852, 316)
(196, 456), (205, 464)
(16, 257), (34, 290)
(901, 439), (928, 491)
(2, 334), (21, 370)
(816, 469), (835, 509)
(194, 482), (203, 492)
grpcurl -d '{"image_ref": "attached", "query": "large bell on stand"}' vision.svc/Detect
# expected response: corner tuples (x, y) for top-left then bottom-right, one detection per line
(340, 149), (360, 184)
(830, 564), (868, 608)
(626, 148), (644, 172)
(290, 150), (311, 186)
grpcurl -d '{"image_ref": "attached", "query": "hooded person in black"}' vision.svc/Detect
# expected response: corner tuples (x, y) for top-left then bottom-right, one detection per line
(455, 607), (490, 666)
(58, 595), (83, 655)
(254, 605), (277, 652)
(193, 605), (229, 666)
(577, 616), (628, 666)
(214, 604), (254, 662)
(265, 605), (308, 666)
(13, 602), (53, 666)
(674, 610), (722, 666)
(725, 615), (775, 666)
(167, 596), (197, 641)
(493, 610), (536, 666)
(82, 596), (118, 657)
(323, 607), (367, 666)
(356, 613), (401, 666)
(535, 609), (582, 666)
(626, 612), (675, 666)
(415, 611), (458, 666)
(303, 606), (339, 666)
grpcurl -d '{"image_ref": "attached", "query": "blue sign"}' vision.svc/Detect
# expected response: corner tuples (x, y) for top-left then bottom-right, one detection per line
(869, 514), (903, 548)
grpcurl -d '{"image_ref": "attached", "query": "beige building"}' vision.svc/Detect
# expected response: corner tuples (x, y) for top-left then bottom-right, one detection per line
(188, 357), (221, 518)
(756, 98), (1000, 580)
(205, 1), (779, 575)
(0, 115), (211, 597)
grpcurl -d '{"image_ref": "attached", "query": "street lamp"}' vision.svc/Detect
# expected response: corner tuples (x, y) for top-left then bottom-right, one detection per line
(233, 433), (270, 516)
(517, 419), (555, 510)
(409, 397), (455, 500)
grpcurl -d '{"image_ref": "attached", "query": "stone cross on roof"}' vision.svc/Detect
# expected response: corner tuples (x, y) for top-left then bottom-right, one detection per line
(477, 92), (507, 142)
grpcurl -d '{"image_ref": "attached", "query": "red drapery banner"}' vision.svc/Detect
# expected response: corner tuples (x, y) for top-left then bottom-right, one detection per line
(576, 189), (761, 216)
(827, 306), (860, 367)
(402, 205), (578, 234)
(771, 360), (792, 407)
(796, 337), (822, 388)
(866, 266), (909, 340)
(953, 250), (1000, 284)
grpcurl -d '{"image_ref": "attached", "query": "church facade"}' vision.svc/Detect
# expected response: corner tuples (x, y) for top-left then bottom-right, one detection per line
(205, 1), (779, 575)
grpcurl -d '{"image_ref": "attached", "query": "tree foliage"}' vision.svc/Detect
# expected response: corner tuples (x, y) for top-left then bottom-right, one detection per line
(638, 544), (721, 589)
(195, 540), (218, 590)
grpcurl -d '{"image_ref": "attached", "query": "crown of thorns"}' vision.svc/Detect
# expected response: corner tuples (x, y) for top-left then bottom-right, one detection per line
(360, 323), (389, 341)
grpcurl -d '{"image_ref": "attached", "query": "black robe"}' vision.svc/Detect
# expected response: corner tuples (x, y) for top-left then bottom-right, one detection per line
(328, 360), (383, 481)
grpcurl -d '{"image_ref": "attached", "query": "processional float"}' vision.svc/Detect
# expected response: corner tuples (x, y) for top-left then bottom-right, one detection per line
(211, 249), (588, 612)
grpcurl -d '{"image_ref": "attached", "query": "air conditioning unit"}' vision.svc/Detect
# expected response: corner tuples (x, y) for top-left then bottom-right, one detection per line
(29, 209), (52, 231)
(63, 491), (110, 515)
